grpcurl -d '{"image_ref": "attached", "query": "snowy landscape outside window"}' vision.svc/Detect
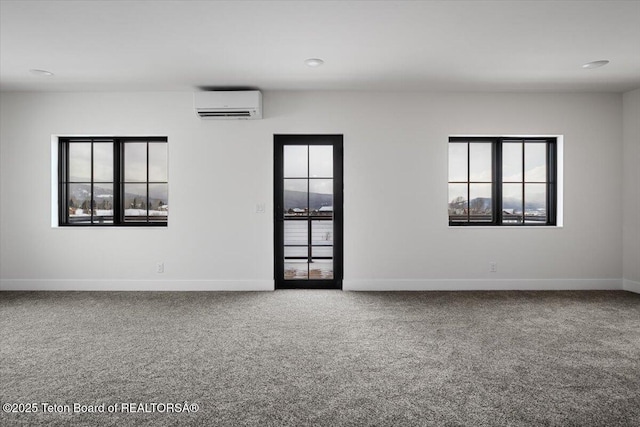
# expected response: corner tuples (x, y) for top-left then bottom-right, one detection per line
(448, 137), (557, 226)
(58, 137), (168, 226)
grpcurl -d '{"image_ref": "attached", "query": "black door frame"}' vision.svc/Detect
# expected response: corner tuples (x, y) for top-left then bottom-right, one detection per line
(274, 134), (343, 289)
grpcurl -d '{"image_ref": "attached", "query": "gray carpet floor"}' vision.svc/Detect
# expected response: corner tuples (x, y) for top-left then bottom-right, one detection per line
(1, 290), (639, 426)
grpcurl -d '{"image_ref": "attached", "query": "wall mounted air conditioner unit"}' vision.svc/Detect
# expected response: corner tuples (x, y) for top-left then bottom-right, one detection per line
(194, 90), (262, 119)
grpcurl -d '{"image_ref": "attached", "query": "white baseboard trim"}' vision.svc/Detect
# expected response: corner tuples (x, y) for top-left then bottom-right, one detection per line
(343, 278), (623, 291)
(623, 279), (640, 294)
(0, 279), (274, 291)
(1, 279), (628, 293)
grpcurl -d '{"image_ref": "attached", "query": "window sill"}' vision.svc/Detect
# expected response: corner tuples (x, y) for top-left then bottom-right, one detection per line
(52, 224), (168, 228)
(448, 225), (563, 229)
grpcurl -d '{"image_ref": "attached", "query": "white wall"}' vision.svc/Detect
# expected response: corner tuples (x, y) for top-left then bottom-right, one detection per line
(0, 91), (624, 291)
(623, 88), (640, 293)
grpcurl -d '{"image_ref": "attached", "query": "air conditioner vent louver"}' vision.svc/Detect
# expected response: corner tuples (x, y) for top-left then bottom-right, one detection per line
(194, 91), (262, 120)
(198, 111), (253, 118)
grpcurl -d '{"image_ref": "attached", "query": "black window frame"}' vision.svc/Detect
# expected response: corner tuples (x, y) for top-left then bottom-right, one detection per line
(58, 136), (168, 227)
(448, 136), (557, 226)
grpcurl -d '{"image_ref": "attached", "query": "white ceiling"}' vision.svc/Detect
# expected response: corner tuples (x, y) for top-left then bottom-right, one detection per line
(1, 0), (639, 93)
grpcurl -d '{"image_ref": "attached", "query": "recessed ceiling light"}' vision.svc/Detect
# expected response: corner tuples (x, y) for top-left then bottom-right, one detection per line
(582, 60), (609, 69)
(29, 69), (54, 77)
(304, 58), (324, 67)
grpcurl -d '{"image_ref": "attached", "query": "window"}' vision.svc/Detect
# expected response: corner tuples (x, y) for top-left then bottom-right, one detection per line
(448, 137), (557, 226)
(58, 137), (168, 226)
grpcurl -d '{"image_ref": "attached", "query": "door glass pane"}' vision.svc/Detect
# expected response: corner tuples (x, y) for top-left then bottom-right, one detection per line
(448, 183), (467, 221)
(448, 143), (467, 182)
(279, 140), (339, 283)
(503, 142), (523, 182)
(525, 143), (546, 182)
(469, 183), (492, 222)
(93, 143), (113, 182)
(469, 143), (492, 182)
(312, 246), (333, 257)
(284, 220), (308, 245)
(284, 260), (308, 280)
(68, 143), (91, 182)
(124, 183), (147, 219)
(285, 246), (308, 258)
(284, 179), (308, 215)
(284, 145), (308, 178)
(148, 143), (168, 182)
(310, 260), (333, 279)
(309, 179), (333, 213)
(525, 183), (546, 223)
(309, 146), (333, 178)
(124, 143), (147, 182)
(312, 220), (333, 245)
(502, 184), (523, 223)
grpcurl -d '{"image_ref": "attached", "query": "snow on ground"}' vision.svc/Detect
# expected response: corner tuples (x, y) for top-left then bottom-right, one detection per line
(71, 209), (167, 217)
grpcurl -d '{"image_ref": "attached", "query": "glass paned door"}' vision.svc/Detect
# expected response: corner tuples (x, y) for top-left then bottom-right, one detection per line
(274, 135), (343, 289)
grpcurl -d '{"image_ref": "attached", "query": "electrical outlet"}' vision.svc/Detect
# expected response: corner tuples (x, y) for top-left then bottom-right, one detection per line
(157, 262), (164, 274)
(489, 262), (497, 273)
